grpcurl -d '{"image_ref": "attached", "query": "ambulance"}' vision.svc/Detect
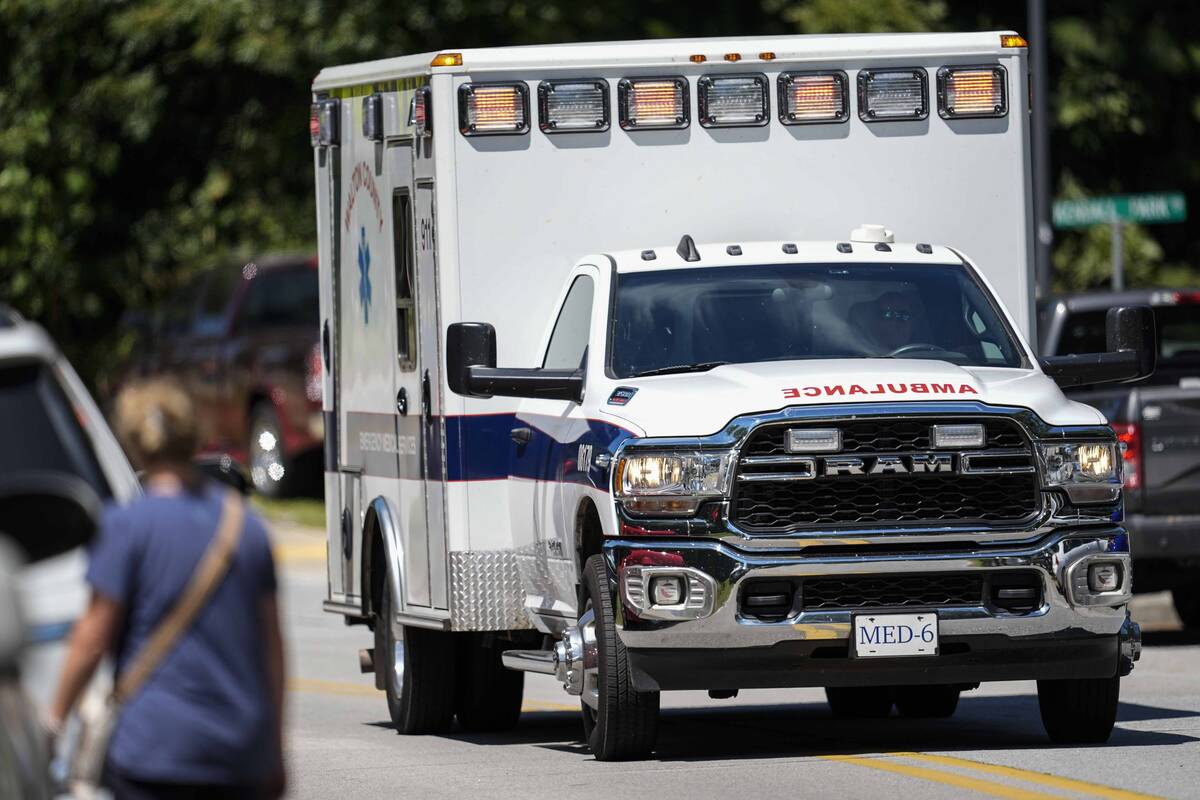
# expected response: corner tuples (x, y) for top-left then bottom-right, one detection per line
(310, 32), (1153, 759)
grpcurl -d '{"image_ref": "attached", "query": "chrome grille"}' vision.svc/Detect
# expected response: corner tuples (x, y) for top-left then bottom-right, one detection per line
(731, 417), (1039, 531)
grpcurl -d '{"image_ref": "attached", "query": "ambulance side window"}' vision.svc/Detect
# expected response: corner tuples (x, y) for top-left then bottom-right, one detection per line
(543, 276), (594, 370)
(393, 190), (416, 370)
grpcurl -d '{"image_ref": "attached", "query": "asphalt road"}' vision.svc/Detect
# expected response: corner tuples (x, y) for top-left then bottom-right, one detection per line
(273, 530), (1200, 800)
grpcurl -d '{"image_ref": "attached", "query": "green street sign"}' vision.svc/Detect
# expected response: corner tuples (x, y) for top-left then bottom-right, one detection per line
(1053, 192), (1187, 229)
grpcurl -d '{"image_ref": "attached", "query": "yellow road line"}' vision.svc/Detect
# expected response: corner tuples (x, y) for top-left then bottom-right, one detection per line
(821, 755), (1059, 800)
(273, 541), (326, 563)
(288, 677), (576, 713)
(901, 752), (1163, 800)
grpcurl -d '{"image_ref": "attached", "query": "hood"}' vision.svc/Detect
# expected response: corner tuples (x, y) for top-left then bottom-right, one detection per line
(599, 358), (1107, 438)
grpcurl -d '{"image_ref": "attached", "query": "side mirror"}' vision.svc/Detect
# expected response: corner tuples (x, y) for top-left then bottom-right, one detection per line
(446, 322), (584, 403)
(0, 472), (101, 564)
(1040, 305), (1157, 389)
(195, 454), (253, 495)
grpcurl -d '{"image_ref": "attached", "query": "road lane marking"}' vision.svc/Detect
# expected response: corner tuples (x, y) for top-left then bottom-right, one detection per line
(900, 752), (1164, 800)
(821, 755), (1059, 799)
(274, 541), (327, 563)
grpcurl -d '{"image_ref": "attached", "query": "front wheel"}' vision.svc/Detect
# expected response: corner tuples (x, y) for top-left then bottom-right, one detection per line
(376, 579), (456, 734)
(1037, 676), (1120, 744)
(1172, 585), (1200, 630)
(580, 554), (659, 761)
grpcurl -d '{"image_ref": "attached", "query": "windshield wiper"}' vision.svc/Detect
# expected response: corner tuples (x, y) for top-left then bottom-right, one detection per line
(631, 361), (729, 378)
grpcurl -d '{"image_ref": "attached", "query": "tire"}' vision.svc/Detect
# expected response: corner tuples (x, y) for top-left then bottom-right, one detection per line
(825, 686), (894, 719)
(455, 633), (524, 732)
(249, 402), (296, 498)
(1037, 675), (1120, 744)
(1172, 585), (1200, 630)
(580, 554), (659, 761)
(376, 578), (456, 734)
(894, 685), (960, 718)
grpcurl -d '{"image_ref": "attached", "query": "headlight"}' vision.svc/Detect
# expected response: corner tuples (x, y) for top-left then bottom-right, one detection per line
(1037, 441), (1121, 504)
(614, 450), (735, 516)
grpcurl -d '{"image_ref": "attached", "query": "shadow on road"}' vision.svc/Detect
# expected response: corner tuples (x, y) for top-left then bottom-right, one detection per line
(1141, 629), (1200, 647)
(416, 695), (1199, 762)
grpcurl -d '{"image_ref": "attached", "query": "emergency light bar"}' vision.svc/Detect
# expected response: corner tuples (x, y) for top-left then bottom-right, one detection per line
(937, 66), (1007, 119)
(362, 94), (383, 141)
(778, 71), (848, 124)
(618, 77), (689, 130)
(538, 80), (609, 133)
(698, 74), (768, 128)
(458, 82), (530, 136)
(413, 86), (432, 136)
(310, 99), (339, 147)
(857, 68), (928, 121)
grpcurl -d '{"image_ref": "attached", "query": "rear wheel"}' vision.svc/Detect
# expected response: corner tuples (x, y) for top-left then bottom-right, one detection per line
(825, 686), (893, 719)
(1037, 675), (1120, 744)
(455, 634), (524, 732)
(894, 685), (960, 718)
(376, 578), (456, 734)
(249, 402), (296, 498)
(580, 554), (659, 761)
(1172, 585), (1200, 630)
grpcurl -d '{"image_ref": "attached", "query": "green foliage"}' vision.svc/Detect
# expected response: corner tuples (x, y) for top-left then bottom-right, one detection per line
(0, 0), (1196, 390)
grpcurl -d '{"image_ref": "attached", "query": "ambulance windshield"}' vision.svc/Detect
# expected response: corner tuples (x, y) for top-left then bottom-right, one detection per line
(609, 262), (1024, 379)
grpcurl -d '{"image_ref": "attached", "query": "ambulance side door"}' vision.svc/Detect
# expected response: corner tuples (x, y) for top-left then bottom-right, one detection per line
(510, 266), (599, 618)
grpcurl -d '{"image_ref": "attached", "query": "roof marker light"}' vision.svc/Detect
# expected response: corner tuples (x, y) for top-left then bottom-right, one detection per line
(937, 66), (1007, 119)
(724, 53), (741, 62)
(858, 68), (928, 121)
(779, 71), (848, 124)
(538, 79), (609, 133)
(690, 54), (707, 63)
(619, 77), (689, 130)
(1000, 34), (1028, 48)
(759, 52), (776, 61)
(431, 52), (463, 67)
(698, 74), (768, 128)
(458, 82), (529, 136)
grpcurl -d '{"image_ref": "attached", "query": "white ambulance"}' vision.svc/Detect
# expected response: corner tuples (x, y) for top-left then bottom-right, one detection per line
(311, 32), (1153, 759)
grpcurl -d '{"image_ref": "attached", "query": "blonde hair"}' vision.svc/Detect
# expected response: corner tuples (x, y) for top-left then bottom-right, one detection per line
(113, 378), (198, 468)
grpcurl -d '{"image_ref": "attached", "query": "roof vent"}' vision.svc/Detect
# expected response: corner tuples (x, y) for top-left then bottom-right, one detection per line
(782, 243), (798, 255)
(836, 242), (853, 254)
(726, 244), (742, 256)
(676, 234), (701, 262)
(850, 223), (894, 244)
(641, 249), (656, 261)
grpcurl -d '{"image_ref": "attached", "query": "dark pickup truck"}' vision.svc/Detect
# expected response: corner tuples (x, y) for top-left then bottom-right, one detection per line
(1041, 289), (1200, 629)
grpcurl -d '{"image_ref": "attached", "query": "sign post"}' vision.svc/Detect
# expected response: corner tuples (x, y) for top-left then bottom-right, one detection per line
(1053, 192), (1187, 291)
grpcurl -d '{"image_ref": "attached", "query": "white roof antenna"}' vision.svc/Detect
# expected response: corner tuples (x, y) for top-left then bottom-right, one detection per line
(850, 223), (895, 244)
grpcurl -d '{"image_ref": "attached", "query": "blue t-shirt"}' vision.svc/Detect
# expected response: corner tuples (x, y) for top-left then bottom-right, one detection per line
(86, 483), (277, 785)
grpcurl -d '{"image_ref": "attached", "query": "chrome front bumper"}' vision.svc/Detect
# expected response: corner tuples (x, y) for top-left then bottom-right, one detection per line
(607, 528), (1132, 650)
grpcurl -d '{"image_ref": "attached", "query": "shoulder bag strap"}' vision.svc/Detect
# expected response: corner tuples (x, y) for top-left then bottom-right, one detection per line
(112, 490), (245, 704)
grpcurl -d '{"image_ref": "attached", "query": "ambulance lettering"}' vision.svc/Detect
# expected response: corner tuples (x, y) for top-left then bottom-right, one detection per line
(782, 382), (978, 399)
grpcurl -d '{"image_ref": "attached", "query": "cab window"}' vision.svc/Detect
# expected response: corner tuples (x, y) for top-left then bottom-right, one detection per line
(543, 276), (594, 370)
(393, 190), (417, 371)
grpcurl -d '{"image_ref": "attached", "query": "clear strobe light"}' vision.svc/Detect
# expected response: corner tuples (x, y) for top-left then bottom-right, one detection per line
(698, 74), (768, 128)
(538, 80), (609, 132)
(937, 66), (1007, 118)
(858, 68), (928, 121)
(778, 71), (848, 124)
(618, 77), (689, 130)
(458, 82), (530, 136)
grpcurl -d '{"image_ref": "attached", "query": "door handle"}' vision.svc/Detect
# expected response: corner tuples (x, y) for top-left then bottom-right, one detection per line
(396, 388), (408, 416)
(510, 427), (532, 445)
(421, 370), (431, 417)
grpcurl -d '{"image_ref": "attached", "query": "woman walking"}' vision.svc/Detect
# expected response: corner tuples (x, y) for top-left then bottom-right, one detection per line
(48, 379), (286, 799)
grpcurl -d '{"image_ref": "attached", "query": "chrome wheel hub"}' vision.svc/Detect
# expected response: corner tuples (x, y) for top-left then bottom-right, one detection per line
(555, 606), (598, 708)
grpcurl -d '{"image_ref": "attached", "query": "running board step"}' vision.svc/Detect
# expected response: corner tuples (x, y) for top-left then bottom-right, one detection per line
(501, 649), (558, 675)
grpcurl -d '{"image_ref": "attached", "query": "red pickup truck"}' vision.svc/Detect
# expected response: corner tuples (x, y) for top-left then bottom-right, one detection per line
(123, 254), (322, 496)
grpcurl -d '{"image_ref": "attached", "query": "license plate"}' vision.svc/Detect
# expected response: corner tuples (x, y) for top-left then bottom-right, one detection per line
(853, 612), (938, 657)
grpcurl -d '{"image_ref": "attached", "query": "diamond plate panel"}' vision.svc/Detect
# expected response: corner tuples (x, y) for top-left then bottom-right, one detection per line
(449, 550), (534, 631)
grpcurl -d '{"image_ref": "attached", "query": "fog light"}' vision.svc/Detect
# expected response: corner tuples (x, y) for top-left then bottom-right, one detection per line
(650, 575), (684, 605)
(1088, 562), (1121, 593)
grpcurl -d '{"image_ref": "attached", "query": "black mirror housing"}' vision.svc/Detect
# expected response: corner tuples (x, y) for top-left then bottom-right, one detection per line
(1040, 304), (1157, 388)
(447, 322), (497, 397)
(446, 321), (584, 403)
(0, 472), (101, 563)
